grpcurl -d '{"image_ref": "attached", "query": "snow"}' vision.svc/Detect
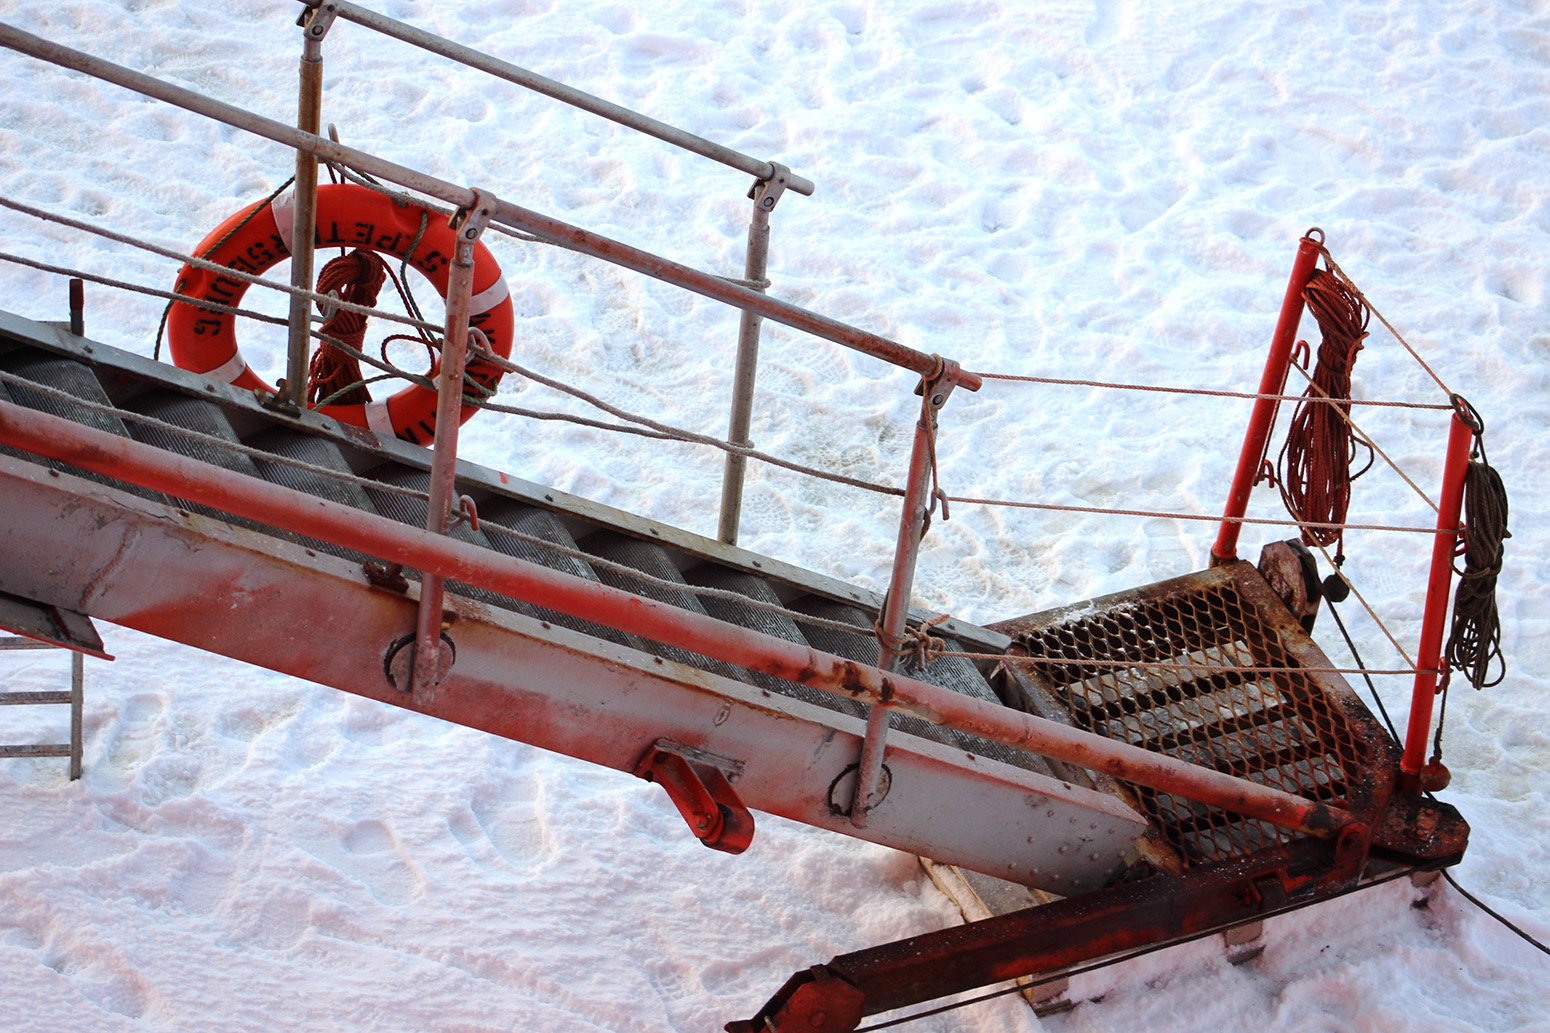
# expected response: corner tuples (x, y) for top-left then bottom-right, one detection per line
(1, 0), (1547, 1030)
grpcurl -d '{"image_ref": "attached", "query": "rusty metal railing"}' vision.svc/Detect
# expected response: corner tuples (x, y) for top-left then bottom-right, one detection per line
(0, 9), (979, 820)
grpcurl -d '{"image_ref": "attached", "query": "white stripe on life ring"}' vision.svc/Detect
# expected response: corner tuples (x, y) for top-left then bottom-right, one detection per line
(364, 399), (395, 438)
(270, 190), (295, 254)
(202, 350), (251, 386)
(468, 273), (509, 315)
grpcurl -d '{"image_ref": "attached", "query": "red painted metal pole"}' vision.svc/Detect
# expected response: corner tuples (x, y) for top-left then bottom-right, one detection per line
(409, 197), (488, 700)
(1211, 230), (1325, 564)
(851, 382), (943, 828)
(0, 399), (1351, 838)
(1400, 410), (1474, 781)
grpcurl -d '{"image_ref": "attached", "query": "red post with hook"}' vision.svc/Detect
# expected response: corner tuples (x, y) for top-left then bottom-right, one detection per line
(1400, 406), (1475, 785)
(1211, 230), (1325, 564)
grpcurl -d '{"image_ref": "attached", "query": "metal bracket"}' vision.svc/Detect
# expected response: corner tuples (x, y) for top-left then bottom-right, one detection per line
(297, 0), (340, 40)
(747, 162), (791, 213)
(384, 631), (456, 695)
(448, 188), (498, 250)
(913, 356), (964, 411)
(634, 740), (754, 854)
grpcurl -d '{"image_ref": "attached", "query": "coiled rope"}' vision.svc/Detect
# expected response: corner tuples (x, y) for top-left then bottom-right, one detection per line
(1446, 398), (1509, 690)
(1277, 267), (1375, 556)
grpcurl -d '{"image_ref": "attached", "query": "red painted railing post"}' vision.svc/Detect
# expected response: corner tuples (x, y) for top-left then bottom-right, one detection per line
(1211, 230), (1325, 564)
(1400, 408), (1474, 784)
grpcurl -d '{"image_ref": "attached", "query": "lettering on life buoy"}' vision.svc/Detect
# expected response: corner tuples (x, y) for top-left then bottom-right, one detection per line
(166, 183), (514, 445)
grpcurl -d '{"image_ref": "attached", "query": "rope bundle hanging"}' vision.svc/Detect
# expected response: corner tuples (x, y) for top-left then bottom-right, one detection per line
(1277, 267), (1375, 556)
(307, 248), (387, 407)
(1446, 399), (1510, 689)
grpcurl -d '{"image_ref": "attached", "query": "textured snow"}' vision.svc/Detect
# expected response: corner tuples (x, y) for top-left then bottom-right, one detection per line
(0, 1), (1547, 1030)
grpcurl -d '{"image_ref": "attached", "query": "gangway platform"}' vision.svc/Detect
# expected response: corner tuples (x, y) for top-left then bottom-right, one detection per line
(0, 309), (1466, 1031)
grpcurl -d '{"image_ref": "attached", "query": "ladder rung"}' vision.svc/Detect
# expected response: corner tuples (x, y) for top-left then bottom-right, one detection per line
(0, 743), (71, 758)
(0, 691), (73, 705)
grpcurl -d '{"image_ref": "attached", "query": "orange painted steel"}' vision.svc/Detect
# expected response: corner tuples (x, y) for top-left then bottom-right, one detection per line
(165, 184), (514, 445)
(0, 397), (1350, 839)
(1212, 231), (1324, 563)
(1401, 409), (1474, 780)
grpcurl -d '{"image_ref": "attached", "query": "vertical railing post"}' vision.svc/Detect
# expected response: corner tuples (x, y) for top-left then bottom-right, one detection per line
(1400, 406), (1474, 786)
(409, 191), (496, 704)
(717, 166), (789, 545)
(1211, 229), (1325, 565)
(850, 363), (959, 828)
(69, 649), (82, 781)
(284, 4), (337, 411)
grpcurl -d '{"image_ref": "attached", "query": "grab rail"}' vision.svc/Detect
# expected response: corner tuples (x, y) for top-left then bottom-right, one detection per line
(308, 0), (815, 197)
(0, 12), (973, 821)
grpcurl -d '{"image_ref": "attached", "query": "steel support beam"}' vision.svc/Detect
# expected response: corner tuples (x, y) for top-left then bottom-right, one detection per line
(0, 399), (1350, 840)
(0, 453), (1144, 893)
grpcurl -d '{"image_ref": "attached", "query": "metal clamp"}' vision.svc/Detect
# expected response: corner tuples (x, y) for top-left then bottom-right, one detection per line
(634, 740), (754, 854)
(297, 0), (340, 39)
(747, 162), (791, 213)
(448, 188), (497, 248)
(914, 354), (963, 410)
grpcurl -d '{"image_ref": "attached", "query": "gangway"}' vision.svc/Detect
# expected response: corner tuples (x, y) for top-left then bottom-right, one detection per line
(0, 6), (1481, 1029)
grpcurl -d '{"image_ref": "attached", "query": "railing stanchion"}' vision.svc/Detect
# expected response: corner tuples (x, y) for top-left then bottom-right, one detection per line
(718, 169), (788, 545)
(1400, 408), (1474, 787)
(1211, 229), (1324, 564)
(850, 364), (957, 828)
(410, 191), (495, 704)
(284, 6), (335, 412)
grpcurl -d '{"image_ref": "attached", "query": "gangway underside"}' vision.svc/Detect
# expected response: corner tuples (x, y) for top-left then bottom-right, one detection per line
(0, 310), (1466, 1030)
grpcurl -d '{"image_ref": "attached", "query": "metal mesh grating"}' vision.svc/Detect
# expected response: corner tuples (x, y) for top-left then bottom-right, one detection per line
(1012, 568), (1383, 865)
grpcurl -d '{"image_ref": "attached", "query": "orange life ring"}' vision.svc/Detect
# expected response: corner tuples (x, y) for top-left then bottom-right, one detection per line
(166, 183), (514, 445)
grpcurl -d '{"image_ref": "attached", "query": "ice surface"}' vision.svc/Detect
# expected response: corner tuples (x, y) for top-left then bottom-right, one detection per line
(0, 1), (1547, 1030)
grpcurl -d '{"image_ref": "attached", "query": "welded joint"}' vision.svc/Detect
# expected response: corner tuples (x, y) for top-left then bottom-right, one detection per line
(747, 162), (790, 213)
(296, 0), (340, 39)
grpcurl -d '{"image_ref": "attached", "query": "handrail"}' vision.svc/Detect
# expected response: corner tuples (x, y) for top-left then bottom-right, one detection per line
(310, 0), (815, 197)
(0, 397), (1353, 842)
(0, 22), (972, 390)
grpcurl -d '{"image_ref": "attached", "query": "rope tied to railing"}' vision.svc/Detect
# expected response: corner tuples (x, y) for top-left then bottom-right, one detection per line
(1276, 266), (1375, 558)
(1445, 395), (1509, 691)
(307, 248), (387, 407)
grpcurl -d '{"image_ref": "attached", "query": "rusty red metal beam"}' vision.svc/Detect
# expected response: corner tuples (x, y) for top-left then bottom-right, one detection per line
(1212, 231), (1324, 564)
(1401, 409), (1474, 782)
(0, 398), (1348, 838)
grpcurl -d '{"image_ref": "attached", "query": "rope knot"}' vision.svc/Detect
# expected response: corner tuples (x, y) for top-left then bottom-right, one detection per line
(307, 248), (388, 408)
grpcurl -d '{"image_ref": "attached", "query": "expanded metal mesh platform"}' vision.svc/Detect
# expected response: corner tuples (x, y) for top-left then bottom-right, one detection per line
(993, 561), (1399, 866)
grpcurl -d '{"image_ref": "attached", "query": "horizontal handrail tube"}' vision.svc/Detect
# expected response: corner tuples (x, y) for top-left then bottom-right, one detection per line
(0, 23), (960, 386)
(0, 398), (1344, 838)
(323, 1), (814, 196)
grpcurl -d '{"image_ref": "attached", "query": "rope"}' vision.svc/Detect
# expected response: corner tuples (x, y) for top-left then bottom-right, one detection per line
(0, 367), (874, 641)
(1317, 247), (1454, 399)
(943, 494), (1449, 537)
(1277, 268), (1374, 556)
(975, 370), (1449, 411)
(1285, 358), (1440, 516)
(1446, 400), (1509, 690)
(307, 249), (388, 407)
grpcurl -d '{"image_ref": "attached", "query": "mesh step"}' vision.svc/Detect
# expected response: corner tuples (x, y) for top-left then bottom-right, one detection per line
(477, 500), (642, 648)
(361, 465), (536, 619)
(244, 426), (381, 564)
(123, 389), (295, 539)
(581, 531), (752, 684)
(0, 351), (165, 502)
(686, 565), (866, 719)
(993, 563), (1389, 865)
